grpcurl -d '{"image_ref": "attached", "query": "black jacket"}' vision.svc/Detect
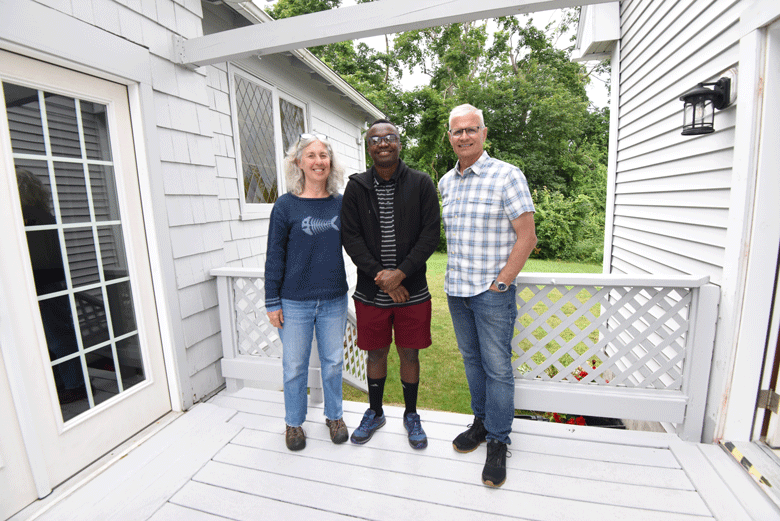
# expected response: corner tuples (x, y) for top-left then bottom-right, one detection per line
(341, 160), (440, 302)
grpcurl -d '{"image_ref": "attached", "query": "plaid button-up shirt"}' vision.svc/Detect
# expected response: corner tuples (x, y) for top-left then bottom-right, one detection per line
(438, 152), (535, 297)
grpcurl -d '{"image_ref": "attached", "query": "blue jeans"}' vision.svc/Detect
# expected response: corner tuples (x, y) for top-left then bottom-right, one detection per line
(447, 287), (518, 444)
(278, 294), (348, 427)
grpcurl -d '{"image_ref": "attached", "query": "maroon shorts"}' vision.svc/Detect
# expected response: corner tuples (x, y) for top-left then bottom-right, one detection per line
(354, 300), (432, 351)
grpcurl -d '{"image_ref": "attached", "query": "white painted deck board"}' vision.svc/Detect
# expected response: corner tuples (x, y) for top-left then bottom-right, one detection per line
(146, 502), (228, 521)
(24, 387), (776, 521)
(34, 403), (242, 521)
(215, 437), (709, 517)
(169, 480), (356, 520)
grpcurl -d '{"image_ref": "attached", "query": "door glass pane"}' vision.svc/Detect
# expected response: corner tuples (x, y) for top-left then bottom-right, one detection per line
(65, 229), (100, 287)
(117, 337), (145, 391)
(55, 161), (90, 223)
(5, 80), (146, 422)
(98, 225), (129, 281)
(45, 94), (80, 158)
(90, 164), (120, 221)
(4, 84), (45, 155)
(75, 288), (110, 348)
(235, 75), (278, 204)
(87, 346), (120, 406)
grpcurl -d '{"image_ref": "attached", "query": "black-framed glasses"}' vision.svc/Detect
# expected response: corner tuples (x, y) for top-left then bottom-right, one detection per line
(448, 126), (483, 138)
(299, 133), (327, 142)
(366, 134), (400, 146)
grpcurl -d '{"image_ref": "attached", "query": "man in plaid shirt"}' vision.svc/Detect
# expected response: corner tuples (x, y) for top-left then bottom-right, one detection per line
(439, 104), (537, 488)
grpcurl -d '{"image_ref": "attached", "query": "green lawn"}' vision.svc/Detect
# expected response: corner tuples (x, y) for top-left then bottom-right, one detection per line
(343, 253), (602, 415)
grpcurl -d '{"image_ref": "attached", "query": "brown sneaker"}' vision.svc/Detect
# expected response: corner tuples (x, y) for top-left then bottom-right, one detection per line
(326, 418), (349, 444)
(285, 425), (306, 451)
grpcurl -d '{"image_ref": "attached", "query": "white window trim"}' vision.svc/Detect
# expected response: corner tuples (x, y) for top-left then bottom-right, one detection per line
(228, 64), (309, 220)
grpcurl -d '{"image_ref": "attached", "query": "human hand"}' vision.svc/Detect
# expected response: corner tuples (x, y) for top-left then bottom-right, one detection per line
(267, 309), (284, 329)
(386, 285), (409, 303)
(374, 269), (406, 292)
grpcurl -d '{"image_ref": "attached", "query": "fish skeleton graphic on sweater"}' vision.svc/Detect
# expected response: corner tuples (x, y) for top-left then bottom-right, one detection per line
(301, 215), (339, 236)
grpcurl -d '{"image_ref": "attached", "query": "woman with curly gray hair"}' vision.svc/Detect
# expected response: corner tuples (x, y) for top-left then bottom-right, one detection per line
(264, 133), (350, 451)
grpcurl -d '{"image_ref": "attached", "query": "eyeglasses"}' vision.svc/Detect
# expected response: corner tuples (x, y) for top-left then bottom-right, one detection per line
(299, 133), (327, 143)
(366, 134), (400, 146)
(448, 126), (484, 138)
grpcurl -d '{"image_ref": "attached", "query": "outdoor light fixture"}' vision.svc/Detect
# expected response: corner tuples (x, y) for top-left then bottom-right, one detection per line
(679, 77), (732, 135)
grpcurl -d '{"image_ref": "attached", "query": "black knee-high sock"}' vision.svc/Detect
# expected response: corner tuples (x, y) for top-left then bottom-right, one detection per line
(368, 376), (386, 417)
(402, 380), (419, 417)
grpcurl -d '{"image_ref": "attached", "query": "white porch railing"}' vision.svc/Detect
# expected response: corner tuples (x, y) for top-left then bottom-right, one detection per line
(211, 267), (367, 401)
(513, 273), (719, 442)
(212, 268), (718, 442)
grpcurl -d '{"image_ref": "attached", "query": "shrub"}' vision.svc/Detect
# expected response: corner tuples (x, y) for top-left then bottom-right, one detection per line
(531, 187), (604, 262)
(437, 198), (448, 253)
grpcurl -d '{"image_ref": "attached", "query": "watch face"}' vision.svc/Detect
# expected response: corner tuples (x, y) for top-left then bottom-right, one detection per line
(497, 282), (508, 292)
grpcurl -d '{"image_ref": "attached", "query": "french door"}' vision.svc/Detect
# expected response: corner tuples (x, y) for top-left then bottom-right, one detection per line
(0, 50), (170, 517)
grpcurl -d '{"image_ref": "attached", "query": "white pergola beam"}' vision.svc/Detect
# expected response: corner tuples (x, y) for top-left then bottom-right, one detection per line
(179, 0), (606, 67)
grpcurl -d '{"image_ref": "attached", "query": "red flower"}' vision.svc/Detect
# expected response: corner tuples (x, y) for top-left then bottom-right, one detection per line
(575, 416), (586, 426)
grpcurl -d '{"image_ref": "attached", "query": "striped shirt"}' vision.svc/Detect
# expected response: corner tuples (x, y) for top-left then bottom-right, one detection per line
(438, 152), (535, 297)
(353, 175), (431, 307)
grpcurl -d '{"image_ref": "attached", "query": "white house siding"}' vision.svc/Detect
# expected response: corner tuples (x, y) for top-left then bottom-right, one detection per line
(609, 0), (744, 441)
(611, 0), (740, 281)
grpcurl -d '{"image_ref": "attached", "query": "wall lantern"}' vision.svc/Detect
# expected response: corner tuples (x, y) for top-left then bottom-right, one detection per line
(679, 77), (731, 135)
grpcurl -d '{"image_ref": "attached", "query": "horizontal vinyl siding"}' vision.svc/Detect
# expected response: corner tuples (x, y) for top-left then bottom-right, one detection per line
(610, 0), (740, 285)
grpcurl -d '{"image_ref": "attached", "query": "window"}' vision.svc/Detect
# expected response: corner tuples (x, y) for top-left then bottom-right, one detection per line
(230, 67), (306, 217)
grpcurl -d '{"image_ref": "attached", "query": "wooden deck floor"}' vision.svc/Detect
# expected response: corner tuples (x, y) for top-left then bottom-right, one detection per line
(17, 387), (780, 521)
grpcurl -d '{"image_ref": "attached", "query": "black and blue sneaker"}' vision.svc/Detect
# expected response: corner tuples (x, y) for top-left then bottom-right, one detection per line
(403, 412), (428, 449)
(350, 408), (386, 445)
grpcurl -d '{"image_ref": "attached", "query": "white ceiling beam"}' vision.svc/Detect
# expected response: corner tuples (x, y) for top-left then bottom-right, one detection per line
(179, 0), (606, 67)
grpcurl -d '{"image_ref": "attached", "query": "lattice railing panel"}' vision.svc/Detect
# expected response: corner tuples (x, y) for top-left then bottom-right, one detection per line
(234, 277), (282, 357)
(513, 283), (692, 390)
(343, 318), (367, 391)
(228, 275), (366, 390)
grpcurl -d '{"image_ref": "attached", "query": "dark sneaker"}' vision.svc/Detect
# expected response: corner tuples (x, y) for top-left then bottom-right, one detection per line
(482, 439), (510, 487)
(285, 425), (306, 451)
(326, 418), (349, 444)
(350, 408), (386, 445)
(452, 417), (488, 453)
(403, 412), (428, 449)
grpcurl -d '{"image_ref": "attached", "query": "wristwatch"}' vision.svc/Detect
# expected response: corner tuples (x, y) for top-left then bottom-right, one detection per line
(494, 280), (509, 292)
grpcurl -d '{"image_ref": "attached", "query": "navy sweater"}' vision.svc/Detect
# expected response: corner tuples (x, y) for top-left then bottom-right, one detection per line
(264, 193), (348, 312)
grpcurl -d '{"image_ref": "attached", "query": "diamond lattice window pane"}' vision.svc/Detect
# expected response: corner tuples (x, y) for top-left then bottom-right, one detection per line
(279, 98), (304, 153)
(235, 76), (277, 204)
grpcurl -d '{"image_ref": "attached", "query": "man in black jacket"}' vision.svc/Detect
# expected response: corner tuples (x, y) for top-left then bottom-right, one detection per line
(341, 119), (440, 449)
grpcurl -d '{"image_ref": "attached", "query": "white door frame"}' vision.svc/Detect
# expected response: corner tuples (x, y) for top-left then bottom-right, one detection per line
(721, 8), (780, 441)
